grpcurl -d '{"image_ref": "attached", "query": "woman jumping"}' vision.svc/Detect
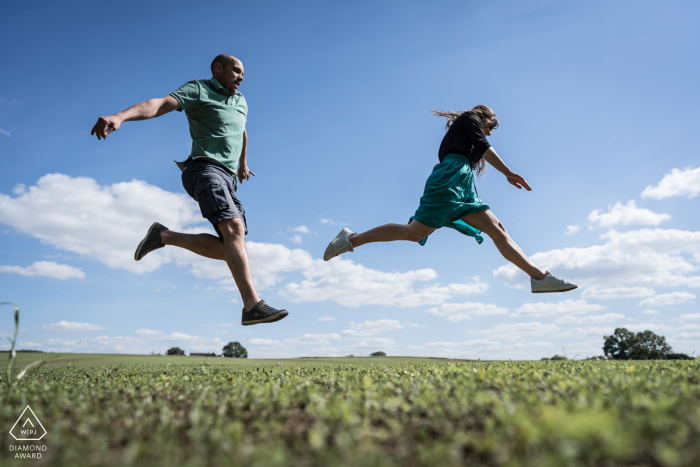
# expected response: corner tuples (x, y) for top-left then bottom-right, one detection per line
(323, 105), (577, 294)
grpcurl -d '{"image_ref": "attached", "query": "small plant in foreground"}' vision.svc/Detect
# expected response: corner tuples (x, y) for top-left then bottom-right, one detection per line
(2, 302), (45, 385)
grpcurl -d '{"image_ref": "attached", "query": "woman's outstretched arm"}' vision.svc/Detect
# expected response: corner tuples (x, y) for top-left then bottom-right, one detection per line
(482, 147), (532, 191)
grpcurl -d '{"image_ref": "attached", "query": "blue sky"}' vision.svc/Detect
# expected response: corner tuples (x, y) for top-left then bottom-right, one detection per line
(1, 0), (699, 358)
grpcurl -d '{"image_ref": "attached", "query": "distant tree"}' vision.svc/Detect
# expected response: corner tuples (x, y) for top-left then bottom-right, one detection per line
(370, 351), (387, 357)
(222, 341), (248, 358)
(166, 347), (186, 356)
(603, 328), (677, 360)
(541, 354), (567, 361)
(346, 354), (355, 357)
(666, 353), (695, 360)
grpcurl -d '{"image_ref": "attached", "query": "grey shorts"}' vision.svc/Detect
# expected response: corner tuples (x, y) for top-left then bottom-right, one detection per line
(181, 158), (247, 241)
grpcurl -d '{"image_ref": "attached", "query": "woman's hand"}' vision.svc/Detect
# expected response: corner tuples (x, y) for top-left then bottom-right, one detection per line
(506, 172), (532, 191)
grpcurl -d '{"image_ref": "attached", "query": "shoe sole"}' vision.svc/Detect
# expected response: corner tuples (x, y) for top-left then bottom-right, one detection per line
(242, 310), (289, 326)
(134, 222), (159, 261)
(532, 285), (578, 294)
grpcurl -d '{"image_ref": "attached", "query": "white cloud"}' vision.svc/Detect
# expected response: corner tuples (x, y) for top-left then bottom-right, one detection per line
(310, 338), (396, 356)
(581, 286), (655, 300)
(185, 242), (313, 290)
(42, 321), (107, 332)
(320, 218), (337, 225)
(588, 200), (670, 228)
(248, 333), (342, 351)
(472, 322), (561, 338)
(0, 128), (11, 136)
(512, 299), (605, 317)
(625, 323), (674, 334)
(0, 174), (203, 274)
(642, 309), (660, 315)
(641, 166), (700, 199)
(18, 341), (42, 348)
(638, 292), (696, 307)
(291, 225), (310, 233)
(407, 336), (556, 360)
(43, 336), (148, 353)
(680, 313), (700, 321)
(317, 316), (336, 322)
(0, 261), (85, 279)
(494, 228), (700, 294)
(555, 313), (626, 324)
(282, 257), (487, 307)
(342, 319), (404, 337)
(131, 329), (225, 348)
(674, 324), (700, 340)
(290, 235), (302, 244)
(425, 302), (508, 322)
(566, 225), (581, 235)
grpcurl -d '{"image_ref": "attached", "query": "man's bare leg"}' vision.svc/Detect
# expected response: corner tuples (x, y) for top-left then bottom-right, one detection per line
(461, 209), (546, 280)
(161, 231), (225, 260)
(349, 220), (436, 247)
(161, 219), (259, 310)
(216, 218), (261, 311)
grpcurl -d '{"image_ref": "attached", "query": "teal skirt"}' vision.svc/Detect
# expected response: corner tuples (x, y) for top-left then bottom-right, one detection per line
(409, 153), (490, 246)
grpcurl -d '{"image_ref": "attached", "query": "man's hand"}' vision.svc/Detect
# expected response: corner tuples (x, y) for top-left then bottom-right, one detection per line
(237, 164), (256, 184)
(91, 116), (121, 140)
(506, 172), (532, 191)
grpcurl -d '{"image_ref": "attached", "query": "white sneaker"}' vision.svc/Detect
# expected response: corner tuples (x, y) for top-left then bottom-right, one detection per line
(531, 271), (578, 293)
(323, 228), (356, 261)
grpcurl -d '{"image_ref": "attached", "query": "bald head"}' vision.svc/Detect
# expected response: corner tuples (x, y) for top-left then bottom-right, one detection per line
(211, 54), (244, 95)
(211, 54), (239, 74)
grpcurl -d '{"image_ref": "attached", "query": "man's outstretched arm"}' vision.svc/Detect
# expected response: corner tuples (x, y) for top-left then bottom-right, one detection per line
(91, 95), (181, 140)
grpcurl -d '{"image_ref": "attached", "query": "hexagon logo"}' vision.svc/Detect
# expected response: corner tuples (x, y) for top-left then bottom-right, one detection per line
(9, 406), (47, 441)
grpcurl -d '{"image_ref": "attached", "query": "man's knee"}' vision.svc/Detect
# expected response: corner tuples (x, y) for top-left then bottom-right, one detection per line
(217, 218), (246, 241)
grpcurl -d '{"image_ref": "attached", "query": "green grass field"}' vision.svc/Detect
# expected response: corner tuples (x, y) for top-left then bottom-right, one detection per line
(7, 352), (468, 368)
(2, 354), (699, 466)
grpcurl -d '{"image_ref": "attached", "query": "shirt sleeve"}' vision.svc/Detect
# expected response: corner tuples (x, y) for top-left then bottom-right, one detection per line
(169, 80), (201, 112)
(238, 94), (248, 123)
(459, 111), (491, 157)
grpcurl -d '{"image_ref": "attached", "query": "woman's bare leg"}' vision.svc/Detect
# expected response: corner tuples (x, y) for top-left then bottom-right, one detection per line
(461, 209), (546, 280)
(350, 220), (436, 248)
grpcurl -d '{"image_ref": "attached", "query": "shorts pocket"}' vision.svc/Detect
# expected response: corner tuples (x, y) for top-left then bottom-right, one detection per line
(195, 183), (231, 219)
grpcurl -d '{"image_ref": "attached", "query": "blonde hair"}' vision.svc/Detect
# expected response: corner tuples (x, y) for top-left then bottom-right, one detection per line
(430, 105), (499, 178)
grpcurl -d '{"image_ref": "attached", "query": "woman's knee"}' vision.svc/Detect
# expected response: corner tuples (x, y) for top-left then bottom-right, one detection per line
(406, 230), (427, 242)
(484, 221), (508, 241)
(406, 222), (433, 242)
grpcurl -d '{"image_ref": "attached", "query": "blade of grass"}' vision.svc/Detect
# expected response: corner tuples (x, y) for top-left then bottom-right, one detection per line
(1, 302), (19, 384)
(16, 360), (47, 380)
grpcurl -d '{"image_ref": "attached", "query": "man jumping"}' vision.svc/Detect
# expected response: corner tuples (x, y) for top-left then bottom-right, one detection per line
(91, 54), (288, 326)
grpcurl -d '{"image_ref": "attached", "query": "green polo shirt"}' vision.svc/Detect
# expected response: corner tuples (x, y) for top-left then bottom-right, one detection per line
(170, 77), (247, 173)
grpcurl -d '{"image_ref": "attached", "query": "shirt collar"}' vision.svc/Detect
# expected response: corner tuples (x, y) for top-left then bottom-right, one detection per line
(209, 76), (242, 98)
(209, 76), (229, 94)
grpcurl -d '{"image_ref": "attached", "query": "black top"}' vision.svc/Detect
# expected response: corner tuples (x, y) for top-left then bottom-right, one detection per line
(437, 111), (491, 166)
